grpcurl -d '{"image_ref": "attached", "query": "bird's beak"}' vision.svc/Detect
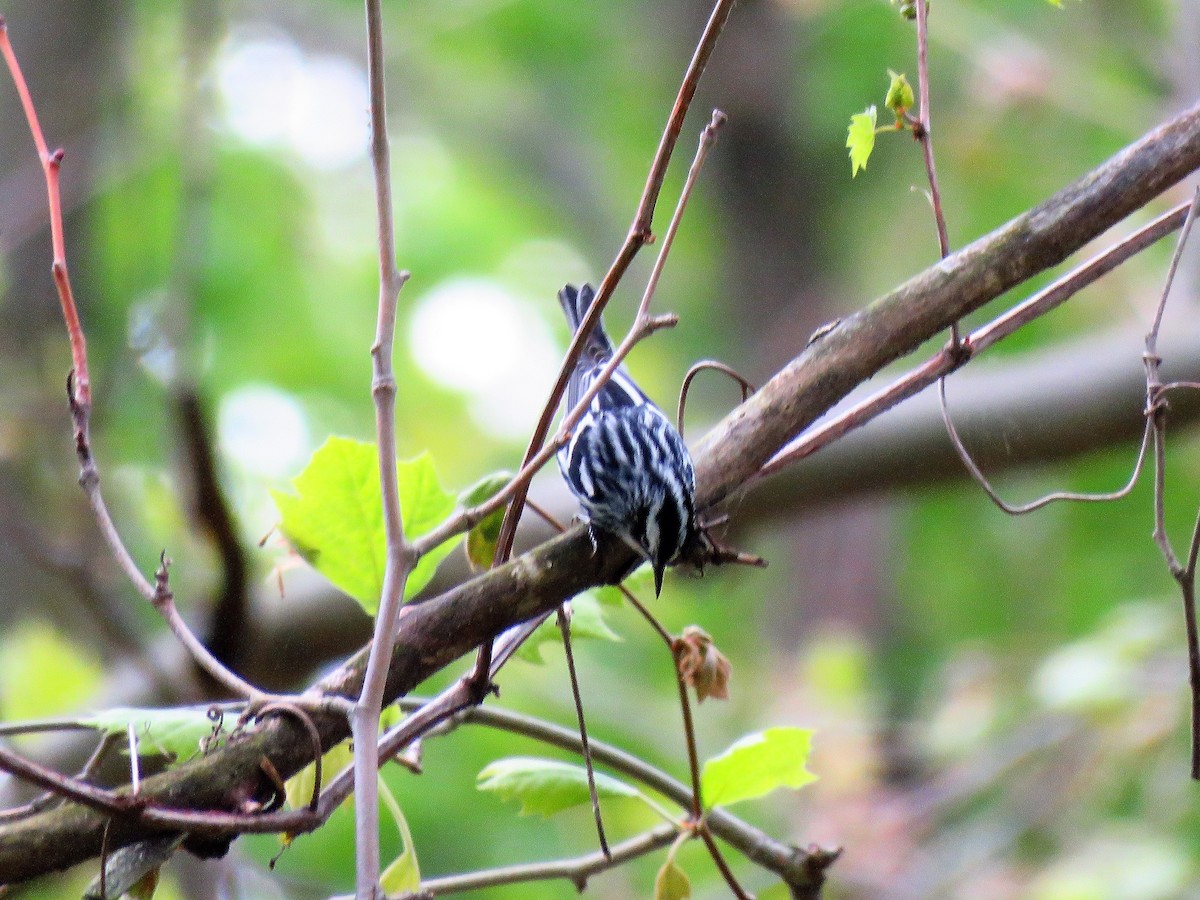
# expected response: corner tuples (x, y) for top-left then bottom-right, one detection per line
(653, 564), (665, 597)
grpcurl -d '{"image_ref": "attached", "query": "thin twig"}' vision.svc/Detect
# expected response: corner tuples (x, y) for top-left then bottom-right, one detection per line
(912, 0), (955, 344)
(392, 825), (679, 897)
(0, 19), (89, 403)
(0, 743), (135, 816)
(391, 699), (834, 891)
(0, 732), (118, 824)
(254, 703), (324, 813)
(354, 0), (417, 895)
(524, 501), (704, 819)
(697, 824), (750, 900)
(555, 608), (610, 858)
(635, 109), (727, 324)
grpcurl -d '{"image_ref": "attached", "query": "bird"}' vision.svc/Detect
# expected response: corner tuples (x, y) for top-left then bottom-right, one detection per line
(556, 283), (697, 596)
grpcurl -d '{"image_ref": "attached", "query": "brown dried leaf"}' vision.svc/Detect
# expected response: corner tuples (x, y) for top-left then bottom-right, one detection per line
(675, 625), (731, 702)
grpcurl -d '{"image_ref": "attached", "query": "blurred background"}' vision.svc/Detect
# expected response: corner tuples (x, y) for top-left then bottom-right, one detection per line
(2, 0), (1200, 897)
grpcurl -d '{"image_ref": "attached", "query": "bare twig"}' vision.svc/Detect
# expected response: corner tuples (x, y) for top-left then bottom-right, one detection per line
(913, 1), (949, 256)
(636, 108), (727, 324)
(391, 825), (679, 897)
(0, 18), (89, 404)
(353, 0), (418, 895)
(697, 824), (750, 900)
(555, 609), (610, 858)
(0, 731), (118, 824)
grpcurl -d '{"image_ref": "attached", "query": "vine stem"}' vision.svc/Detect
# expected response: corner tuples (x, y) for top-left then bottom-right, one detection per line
(1142, 185), (1200, 778)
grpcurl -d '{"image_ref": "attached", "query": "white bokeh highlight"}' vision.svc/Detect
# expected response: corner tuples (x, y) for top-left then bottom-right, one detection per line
(216, 31), (369, 171)
(409, 278), (563, 440)
(218, 384), (310, 479)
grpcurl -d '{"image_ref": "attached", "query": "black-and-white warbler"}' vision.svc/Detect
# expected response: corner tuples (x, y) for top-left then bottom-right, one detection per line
(556, 283), (697, 596)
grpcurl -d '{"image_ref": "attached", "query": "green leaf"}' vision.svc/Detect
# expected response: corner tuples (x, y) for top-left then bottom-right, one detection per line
(477, 757), (641, 817)
(885, 69), (914, 117)
(272, 437), (461, 614)
(655, 857), (692, 900)
(701, 727), (817, 808)
(846, 106), (878, 177)
(0, 622), (102, 719)
(459, 470), (512, 571)
(285, 739), (353, 814)
(379, 774), (421, 894)
(80, 707), (225, 765)
(514, 592), (623, 664)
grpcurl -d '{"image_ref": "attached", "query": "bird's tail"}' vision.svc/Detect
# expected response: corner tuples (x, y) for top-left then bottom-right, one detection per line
(558, 283), (614, 358)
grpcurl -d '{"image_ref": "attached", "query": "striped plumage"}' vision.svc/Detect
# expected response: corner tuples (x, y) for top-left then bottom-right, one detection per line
(556, 283), (696, 596)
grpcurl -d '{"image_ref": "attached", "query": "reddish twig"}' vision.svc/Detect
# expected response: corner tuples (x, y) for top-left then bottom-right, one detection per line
(0, 18), (89, 407)
(938, 379), (1153, 514)
(697, 823), (750, 900)
(912, 2), (948, 255)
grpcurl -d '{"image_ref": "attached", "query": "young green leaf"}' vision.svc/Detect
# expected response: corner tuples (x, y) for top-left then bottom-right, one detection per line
(477, 757), (641, 817)
(846, 106), (878, 177)
(379, 774), (421, 894)
(885, 69), (914, 118)
(285, 739), (353, 814)
(459, 470), (512, 572)
(80, 707), (226, 765)
(514, 592), (623, 664)
(272, 436), (461, 614)
(655, 857), (692, 900)
(701, 727), (817, 808)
